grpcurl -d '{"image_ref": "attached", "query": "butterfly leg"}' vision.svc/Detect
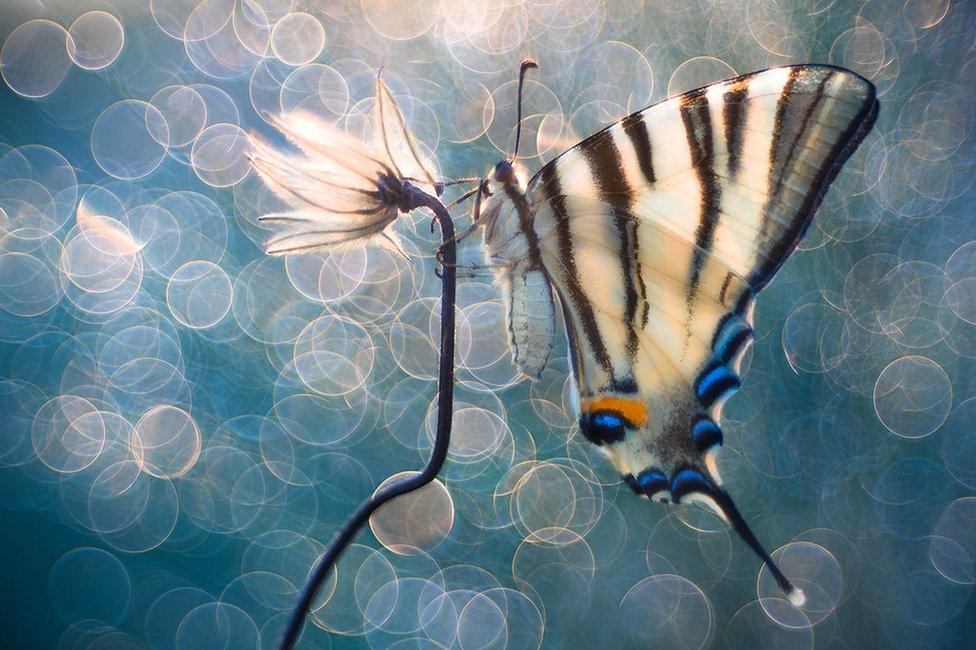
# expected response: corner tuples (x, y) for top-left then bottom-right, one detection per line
(434, 226), (514, 278)
(434, 250), (510, 279)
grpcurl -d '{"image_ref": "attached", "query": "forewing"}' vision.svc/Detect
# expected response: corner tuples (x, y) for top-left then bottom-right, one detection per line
(529, 65), (878, 482)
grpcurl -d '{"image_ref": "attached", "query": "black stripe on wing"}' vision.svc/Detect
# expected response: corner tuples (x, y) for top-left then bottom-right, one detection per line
(723, 80), (749, 179)
(620, 114), (653, 328)
(750, 74), (879, 289)
(579, 133), (641, 362)
(679, 91), (722, 312)
(535, 164), (615, 378)
(621, 113), (656, 185)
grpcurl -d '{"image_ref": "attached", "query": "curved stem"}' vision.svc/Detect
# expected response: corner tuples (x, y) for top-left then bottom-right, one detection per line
(277, 183), (456, 650)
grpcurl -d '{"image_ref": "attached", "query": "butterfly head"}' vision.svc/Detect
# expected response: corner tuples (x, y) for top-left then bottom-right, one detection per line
(472, 159), (530, 230)
(493, 160), (515, 184)
(487, 159), (528, 191)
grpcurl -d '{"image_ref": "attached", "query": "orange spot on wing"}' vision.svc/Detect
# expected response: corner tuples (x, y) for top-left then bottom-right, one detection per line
(582, 397), (648, 428)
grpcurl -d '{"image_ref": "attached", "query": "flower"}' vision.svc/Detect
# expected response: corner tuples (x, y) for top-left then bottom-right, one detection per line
(248, 76), (439, 256)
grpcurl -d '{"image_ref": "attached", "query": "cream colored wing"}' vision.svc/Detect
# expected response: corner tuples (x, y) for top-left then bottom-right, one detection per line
(528, 65), (878, 489)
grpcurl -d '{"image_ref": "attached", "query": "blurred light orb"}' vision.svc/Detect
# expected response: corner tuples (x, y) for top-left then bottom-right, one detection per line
(930, 497), (976, 585)
(728, 599), (814, 649)
(92, 100), (170, 180)
(873, 356), (951, 438)
(31, 395), (106, 474)
(362, 0), (440, 40)
(61, 214), (140, 293)
(0, 19), (72, 98)
(271, 12), (325, 66)
(66, 11), (125, 70)
(311, 544), (396, 634)
(618, 574), (714, 648)
(280, 63), (349, 123)
(150, 85), (209, 148)
(190, 123), (252, 188)
(758, 542), (844, 628)
(370, 471), (454, 555)
(49, 547), (131, 625)
(940, 397), (976, 489)
(457, 592), (506, 649)
(0, 250), (61, 317)
(131, 404), (202, 478)
(166, 260), (233, 329)
(175, 602), (259, 650)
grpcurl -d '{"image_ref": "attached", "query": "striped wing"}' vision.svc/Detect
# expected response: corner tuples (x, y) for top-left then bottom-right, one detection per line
(529, 65), (878, 489)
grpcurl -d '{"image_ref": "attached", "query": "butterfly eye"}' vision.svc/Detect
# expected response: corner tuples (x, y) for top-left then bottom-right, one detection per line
(582, 410), (627, 445)
(494, 160), (514, 183)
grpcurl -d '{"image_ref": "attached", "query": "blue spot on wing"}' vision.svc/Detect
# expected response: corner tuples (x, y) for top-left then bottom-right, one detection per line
(692, 418), (723, 451)
(637, 469), (668, 495)
(581, 411), (626, 446)
(592, 413), (622, 429)
(715, 324), (753, 364)
(695, 362), (740, 406)
(670, 469), (710, 501)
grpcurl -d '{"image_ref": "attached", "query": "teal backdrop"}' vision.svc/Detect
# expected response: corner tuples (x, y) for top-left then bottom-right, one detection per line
(0, 0), (974, 648)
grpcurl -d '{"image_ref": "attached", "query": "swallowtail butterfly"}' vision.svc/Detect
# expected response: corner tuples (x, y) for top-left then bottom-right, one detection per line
(474, 62), (878, 603)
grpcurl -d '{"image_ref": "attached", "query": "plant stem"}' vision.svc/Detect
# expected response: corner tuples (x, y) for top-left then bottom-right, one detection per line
(277, 182), (456, 650)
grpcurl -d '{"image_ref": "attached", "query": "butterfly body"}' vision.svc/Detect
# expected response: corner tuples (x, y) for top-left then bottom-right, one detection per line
(478, 64), (878, 508)
(479, 161), (557, 379)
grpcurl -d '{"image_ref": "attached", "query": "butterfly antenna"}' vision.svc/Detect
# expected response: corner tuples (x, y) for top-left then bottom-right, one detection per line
(510, 59), (538, 162)
(706, 484), (806, 607)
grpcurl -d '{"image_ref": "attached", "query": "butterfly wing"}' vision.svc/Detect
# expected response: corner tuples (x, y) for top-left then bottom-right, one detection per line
(528, 65), (878, 495)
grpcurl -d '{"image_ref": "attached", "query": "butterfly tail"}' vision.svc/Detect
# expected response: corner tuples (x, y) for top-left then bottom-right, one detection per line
(667, 466), (805, 606)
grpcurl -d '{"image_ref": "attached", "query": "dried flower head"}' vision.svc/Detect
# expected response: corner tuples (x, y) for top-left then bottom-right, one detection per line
(248, 75), (439, 256)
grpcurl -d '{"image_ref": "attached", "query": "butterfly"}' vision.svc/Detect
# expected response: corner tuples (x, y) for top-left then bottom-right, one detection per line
(472, 62), (878, 603)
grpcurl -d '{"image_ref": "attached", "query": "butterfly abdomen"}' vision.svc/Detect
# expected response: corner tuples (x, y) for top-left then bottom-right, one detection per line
(503, 262), (555, 378)
(480, 171), (558, 379)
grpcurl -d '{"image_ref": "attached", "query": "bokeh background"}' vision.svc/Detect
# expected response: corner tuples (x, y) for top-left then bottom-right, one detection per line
(1, 0), (974, 648)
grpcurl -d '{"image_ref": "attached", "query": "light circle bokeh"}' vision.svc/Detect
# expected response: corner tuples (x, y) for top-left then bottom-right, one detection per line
(131, 404), (202, 479)
(873, 355), (952, 439)
(66, 11), (125, 70)
(91, 100), (170, 180)
(271, 12), (326, 66)
(166, 260), (233, 329)
(0, 19), (72, 98)
(369, 471), (454, 555)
